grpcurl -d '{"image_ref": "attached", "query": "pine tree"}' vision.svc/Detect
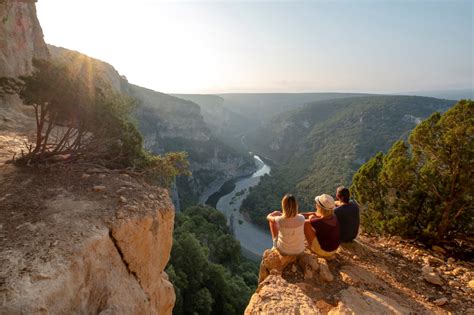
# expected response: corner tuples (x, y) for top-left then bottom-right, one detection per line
(352, 100), (473, 240)
(409, 99), (473, 239)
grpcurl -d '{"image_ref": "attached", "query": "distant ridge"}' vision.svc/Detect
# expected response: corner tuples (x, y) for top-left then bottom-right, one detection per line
(393, 89), (473, 101)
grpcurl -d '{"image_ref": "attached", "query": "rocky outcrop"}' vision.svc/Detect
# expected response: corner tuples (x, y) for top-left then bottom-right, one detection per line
(245, 241), (454, 314)
(0, 0), (49, 77)
(0, 165), (175, 314)
(246, 275), (320, 315)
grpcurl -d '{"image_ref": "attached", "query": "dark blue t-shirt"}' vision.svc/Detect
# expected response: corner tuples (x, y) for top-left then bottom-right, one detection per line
(334, 202), (360, 242)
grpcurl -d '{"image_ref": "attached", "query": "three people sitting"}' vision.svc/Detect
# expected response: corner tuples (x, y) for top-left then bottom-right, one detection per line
(266, 186), (359, 257)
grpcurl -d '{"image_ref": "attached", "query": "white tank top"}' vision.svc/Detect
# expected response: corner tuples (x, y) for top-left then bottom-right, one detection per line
(275, 214), (306, 255)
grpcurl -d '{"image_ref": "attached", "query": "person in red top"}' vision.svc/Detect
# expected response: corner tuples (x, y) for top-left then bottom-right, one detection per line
(302, 194), (340, 258)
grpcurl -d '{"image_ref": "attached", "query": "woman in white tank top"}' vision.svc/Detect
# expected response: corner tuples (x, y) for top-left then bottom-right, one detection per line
(266, 194), (306, 255)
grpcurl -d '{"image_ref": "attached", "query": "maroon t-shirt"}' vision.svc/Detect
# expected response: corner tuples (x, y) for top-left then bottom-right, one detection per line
(310, 216), (340, 252)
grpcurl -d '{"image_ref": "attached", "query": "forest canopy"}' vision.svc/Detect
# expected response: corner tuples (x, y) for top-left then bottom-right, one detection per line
(166, 205), (258, 315)
(352, 99), (473, 241)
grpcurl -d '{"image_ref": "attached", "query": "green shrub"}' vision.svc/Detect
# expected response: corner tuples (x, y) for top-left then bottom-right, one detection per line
(352, 100), (473, 240)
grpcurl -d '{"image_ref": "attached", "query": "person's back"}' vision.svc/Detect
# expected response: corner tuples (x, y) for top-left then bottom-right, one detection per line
(334, 202), (359, 242)
(275, 214), (306, 255)
(310, 215), (340, 252)
(303, 194), (340, 258)
(334, 187), (360, 242)
(267, 194), (306, 255)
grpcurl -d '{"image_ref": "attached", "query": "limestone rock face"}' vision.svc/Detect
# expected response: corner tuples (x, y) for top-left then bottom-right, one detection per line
(0, 165), (176, 314)
(258, 248), (298, 283)
(245, 275), (320, 315)
(328, 286), (409, 315)
(0, 0), (49, 77)
(339, 265), (387, 289)
(111, 207), (175, 314)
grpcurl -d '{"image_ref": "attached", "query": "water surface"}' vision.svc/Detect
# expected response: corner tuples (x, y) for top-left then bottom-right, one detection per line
(215, 155), (272, 258)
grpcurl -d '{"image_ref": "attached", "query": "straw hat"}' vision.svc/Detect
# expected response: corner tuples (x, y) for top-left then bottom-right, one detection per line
(314, 194), (335, 210)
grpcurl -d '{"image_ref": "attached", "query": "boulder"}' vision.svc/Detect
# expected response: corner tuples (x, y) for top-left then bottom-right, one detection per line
(245, 275), (320, 315)
(318, 258), (334, 282)
(258, 249), (298, 283)
(433, 297), (448, 306)
(298, 251), (320, 272)
(423, 272), (444, 286)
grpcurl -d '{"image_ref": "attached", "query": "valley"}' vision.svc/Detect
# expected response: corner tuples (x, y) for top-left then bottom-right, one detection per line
(210, 155), (272, 260)
(194, 94), (457, 258)
(1, 1), (472, 314)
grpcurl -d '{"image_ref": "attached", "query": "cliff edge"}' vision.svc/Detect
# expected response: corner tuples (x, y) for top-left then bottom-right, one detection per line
(245, 236), (474, 314)
(0, 164), (176, 314)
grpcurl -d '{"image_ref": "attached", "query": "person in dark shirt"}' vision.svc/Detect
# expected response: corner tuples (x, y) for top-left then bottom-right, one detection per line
(334, 186), (360, 242)
(302, 194), (340, 258)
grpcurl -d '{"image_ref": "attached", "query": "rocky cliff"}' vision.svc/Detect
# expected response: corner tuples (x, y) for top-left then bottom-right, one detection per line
(0, 0), (49, 148)
(0, 2), (178, 312)
(245, 236), (474, 314)
(0, 164), (176, 314)
(0, 0), (49, 78)
(46, 46), (255, 209)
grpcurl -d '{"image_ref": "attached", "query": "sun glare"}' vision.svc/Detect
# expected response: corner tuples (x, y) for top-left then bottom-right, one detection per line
(36, 0), (473, 94)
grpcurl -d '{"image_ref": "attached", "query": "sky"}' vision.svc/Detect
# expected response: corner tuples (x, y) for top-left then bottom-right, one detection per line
(36, 0), (473, 94)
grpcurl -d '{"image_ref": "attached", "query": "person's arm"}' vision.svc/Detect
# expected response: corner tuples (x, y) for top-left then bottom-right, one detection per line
(267, 210), (282, 222)
(301, 211), (316, 219)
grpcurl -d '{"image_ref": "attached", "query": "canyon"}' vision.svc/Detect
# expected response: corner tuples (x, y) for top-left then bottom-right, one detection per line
(1, 1), (472, 314)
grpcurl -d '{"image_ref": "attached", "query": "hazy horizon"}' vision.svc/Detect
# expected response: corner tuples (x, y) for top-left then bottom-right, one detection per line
(37, 0), (473, 94)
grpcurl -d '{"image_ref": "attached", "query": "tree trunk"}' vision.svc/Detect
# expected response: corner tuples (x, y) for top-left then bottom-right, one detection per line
(437, 201), (454, 240)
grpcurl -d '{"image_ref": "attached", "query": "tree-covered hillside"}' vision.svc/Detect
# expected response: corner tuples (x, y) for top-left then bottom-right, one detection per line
(167, 205), (258, 315)
(176, 93), (370, 155)
(132, 85), (255, 208)
(172, 94), (253, 152)
(242, 95), (455, 227)
(217, 93), (368, 125)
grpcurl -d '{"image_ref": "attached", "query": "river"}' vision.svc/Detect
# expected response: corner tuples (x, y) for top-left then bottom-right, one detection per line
(215, 155), (273, 260)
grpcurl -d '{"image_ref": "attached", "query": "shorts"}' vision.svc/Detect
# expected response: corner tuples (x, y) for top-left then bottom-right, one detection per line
(311, 237), (337, 258)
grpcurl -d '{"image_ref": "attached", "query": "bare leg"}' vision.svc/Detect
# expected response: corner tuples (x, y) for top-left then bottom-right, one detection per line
(268, 220), (279, 240)
(304, 221), (316, 248)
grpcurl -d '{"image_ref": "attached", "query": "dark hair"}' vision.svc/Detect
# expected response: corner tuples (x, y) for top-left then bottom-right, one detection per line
(336, 186), (350, 203)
